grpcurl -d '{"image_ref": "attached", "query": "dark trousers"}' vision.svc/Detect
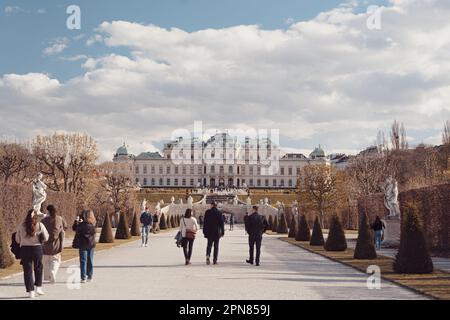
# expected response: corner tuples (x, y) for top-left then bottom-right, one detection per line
(79, 249), (94, 280)
(20, 245), (43, 292)
(230, 223), (234, 231)
(206, 237), (220, 262)
(182, 238), (194, 260)
(248, 235), (262, 264)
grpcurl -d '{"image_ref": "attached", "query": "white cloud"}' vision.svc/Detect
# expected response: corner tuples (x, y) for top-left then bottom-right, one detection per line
(4, 6), (23, 14)
(1, 0), (450, 161)
(37, 8), (46, 14)
(60, 55), (88, 62)
(43, 37), (69, 56)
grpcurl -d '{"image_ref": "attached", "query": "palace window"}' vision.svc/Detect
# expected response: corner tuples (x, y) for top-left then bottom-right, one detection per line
(143, 165), (147, 174)
(210, 165), (215, 173)
(182, 178), (186, 186)
(280, 167), (285, 175)
(249, 166), (254, 175)
(198, 165), (203, 174)
(151, 178), (155, 186)
(135, 178), (139, 184)
(190, 178), (194, 186)
(166, 178), (171, 186)
(242, 179), (246, 185)
(182, 166), (187, 175)
(143, 178), (147, 186)
(288, 179), (293, 187)
(151, 166), (155, 174)
(249, 179), (254, 186)
(190, 166), (194, 175)
(257, 179), (261, 187)
(219, 166), (224, 174)
(296, 167), (301, 175)
(159, 166), (163, 174)
(174, 166), (179, 174)
(228, 165), (233, 174)
(167, 166), (171, 174)
(273, 179), (277, 187)
(280, 179), (285, 187)
(174, 178), (178, 186)
(135, 165), (139, 174)
(288, 167), (292, 175)
(159, 178), (163, 185)
(257, 166), (261, 175)
(265, 179), (269, 187)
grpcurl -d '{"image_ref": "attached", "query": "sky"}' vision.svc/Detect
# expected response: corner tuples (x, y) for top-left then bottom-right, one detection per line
(0, 0), (449, 161)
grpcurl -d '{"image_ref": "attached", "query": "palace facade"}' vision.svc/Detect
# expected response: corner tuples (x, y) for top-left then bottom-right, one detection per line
(113, 133), (335, 189)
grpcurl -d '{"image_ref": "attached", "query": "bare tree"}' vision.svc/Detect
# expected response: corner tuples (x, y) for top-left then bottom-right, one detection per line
(32, 133), (98, 194)
(443, 120), (450, 145)
(0, 141), (32, 183)
(296, 164), (340, 227)
(390, 120), (408, 151)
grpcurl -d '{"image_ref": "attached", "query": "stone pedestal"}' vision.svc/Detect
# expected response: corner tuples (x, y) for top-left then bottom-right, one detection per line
(382, 217), (400, 248)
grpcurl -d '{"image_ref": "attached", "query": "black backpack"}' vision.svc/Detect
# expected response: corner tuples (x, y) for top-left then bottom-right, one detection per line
(10, 232), (21, 259)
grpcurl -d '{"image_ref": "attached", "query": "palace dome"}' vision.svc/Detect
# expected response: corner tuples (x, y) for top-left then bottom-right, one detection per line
(309, 145), (325, 159)
(116, 144), (128, 156)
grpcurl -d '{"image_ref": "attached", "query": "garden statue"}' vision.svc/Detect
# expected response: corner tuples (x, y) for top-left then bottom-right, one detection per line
(246, 196), (252, 205)
(187, 196), (193, 208)
(233, 196), (238, 205)
(32, 172), (47, 217)
(141, 198), (147, 212)
(171, 196), (175, 204)
(384, 176), (400, 218)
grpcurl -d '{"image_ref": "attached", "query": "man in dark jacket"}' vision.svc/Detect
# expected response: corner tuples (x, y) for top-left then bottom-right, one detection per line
(203, 202), (225, 265)
(140, 208), (153, 247)
(245, 206), (269, 266)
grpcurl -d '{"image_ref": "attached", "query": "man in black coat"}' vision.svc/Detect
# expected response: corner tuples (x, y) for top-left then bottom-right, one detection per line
(203, 201), (225, 265)
(245, 206), (269, 266)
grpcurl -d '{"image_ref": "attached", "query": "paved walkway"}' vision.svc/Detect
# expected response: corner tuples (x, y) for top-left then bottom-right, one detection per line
(0, 226), (425, 300)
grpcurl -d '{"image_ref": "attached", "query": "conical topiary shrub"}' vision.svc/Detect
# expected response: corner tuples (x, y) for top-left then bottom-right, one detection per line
(167, 215), (173, 228)
(354, 212), (377, 259)
(99, 213), (114, 243)
(277, 213), (288, 234)
(272, 216), (278, 232)
(324, 215), (347, 251)
(115, 212), (131, 239)
(0, 220), (14, 268)
(310, 216), (325, 246)
(288, 215), (297, 238)
(393, 203), (433, 274)
(296, 214), (311, 241)
(170, 215), (175, 229)
(159, 214), (167, 230)
(268, 215), (273, 230)
(130, 212), (141, 236)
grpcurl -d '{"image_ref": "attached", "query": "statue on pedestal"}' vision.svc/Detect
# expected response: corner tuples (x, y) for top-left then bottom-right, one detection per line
(32, 172), (47, 217)
(187, 196), (193, 208)
(171, 196), (175, 204)
(141, 199), (147, 212)
(246, 196), (252, 205)
(384, 177), (400, 218)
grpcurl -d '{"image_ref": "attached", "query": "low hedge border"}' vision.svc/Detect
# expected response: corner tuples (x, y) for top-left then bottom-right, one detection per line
(281, 237), (450, 300)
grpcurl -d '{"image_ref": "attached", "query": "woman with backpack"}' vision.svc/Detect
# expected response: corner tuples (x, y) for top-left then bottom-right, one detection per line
(179, 209), (199, 265)
(15, 209), (49, 298)
(72, 210), (96, 283)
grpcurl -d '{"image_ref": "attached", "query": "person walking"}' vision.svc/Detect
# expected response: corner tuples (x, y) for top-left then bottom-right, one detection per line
(152, 213), (159, 234)
(179, 209), (199, 265)
(371, 216), (385, 250)
(229, 214), (234, 231)
(41, 205), (67, 283)
(72, 210), (96, 283)
(15, 209), (49, 298)
(203, 202), (225, 265)
(140, 208), (153, 247)
(198, 215), (204, 229)
(245, 206), (269, 266)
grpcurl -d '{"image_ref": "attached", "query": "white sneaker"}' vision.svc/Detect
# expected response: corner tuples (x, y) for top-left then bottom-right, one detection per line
(145, 243), (148, 247)
(29, 291), (36, 299)
(36, 287), (45, 295)
(80, 279), (87, 283)
(87, 278), (93, 283)
(141, 243), (145, 247)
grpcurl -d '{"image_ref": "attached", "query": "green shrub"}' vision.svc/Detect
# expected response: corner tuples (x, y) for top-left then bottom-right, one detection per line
(310, 216), (325, 246)
(288, 215), (297, 238)
(159, 214), (167, 230)
(354, 212), (377, 259)
(296, 214), (311, 241)
(0, 220), (14, 268)
(324, 215), (347, 251)
(99, 213), (114, 243)
(272, 216), (278, 232)
(277, 213), (288, 234)
(130, 212), (141, 236)
(115, 212), (131, 239)
(393, 202), (433, 274)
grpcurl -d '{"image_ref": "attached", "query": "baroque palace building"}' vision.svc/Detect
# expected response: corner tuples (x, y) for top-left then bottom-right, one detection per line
(113, 132), (335, 189)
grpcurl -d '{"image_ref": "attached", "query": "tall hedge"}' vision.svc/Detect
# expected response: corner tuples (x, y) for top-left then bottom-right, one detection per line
(324, 215), (347, 251)
(393, 203), (433, 274)
(310, 216), (325, 246)
(277, 213), (288, 234)
(296, 214), (311, 241)
(0, 219), (14, 268)
(115, 212), (131, 239)
(288, 215), (297, 238)
(159, 214), (167, 230)
(170, 215), (176, 229)
(272, 216), (278, 232)
(130, 212), (141, 236)
(354, 212), (377, 259)
(268, 215), (273, 230)
(99, 213), (114, 243)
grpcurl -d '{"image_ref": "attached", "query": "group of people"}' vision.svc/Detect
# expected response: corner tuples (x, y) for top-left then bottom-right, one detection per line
(14, 206), (97, 298)
(175, 202), (268, 266)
